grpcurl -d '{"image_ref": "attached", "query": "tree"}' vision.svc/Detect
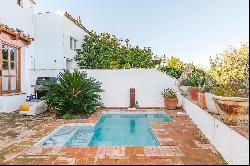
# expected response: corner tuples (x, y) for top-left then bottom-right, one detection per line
(76, 32), (161, 69)
(166, 56), (184, 71)
(160, 56), (184, 79)
(208, 42), (249, 85)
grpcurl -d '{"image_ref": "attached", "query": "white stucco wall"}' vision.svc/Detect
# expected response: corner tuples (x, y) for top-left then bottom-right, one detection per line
(0, 94), (27, 113)
(33, 11), (88, 70)
(0, 0), (34, 35)
(0, 1), (88, 112)
(34, 12), (64, 70)
(28, 69), (182, 108)
(62, 12), (87, 69)
(0, 0), (35, 93)
(182, 97), (249, 165)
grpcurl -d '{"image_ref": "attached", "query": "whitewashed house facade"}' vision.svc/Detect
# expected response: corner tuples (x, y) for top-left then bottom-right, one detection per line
(34, 10), (90, 70)
(0, 0), (90, 112)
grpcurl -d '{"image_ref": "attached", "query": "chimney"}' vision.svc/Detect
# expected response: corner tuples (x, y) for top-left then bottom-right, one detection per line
(76, 16), (81, 24)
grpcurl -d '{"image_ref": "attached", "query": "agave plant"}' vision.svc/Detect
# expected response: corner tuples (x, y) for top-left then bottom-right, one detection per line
(41, 69), (103, 117)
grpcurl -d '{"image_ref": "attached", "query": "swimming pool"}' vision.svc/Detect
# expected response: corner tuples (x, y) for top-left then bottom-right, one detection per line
(35, 113), (173, 147)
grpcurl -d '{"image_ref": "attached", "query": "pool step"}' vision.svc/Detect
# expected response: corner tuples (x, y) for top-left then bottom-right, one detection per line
(38, 126), (80, 147)
(65, 127), (95, 146)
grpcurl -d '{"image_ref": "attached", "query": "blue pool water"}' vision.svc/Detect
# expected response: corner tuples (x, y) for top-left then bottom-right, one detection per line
(88, 114), (172, 146)
(36, 114), (173, 147)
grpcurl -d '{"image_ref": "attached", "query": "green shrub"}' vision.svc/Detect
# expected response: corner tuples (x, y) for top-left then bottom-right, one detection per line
(213, 79), (249, 97)
(160, 57), (184, 79)
(208, 43), (249, 96)
(41, 69), (103, 117)
(160, 66), (183, 79)
(76, 32), (160, 69)
(63, 114), (77, 120)
(161, 88), (177, 98)
(135, 101), (139, 109)
(208, 43), (249, 85)
(189, 68), (207, 87)
(197, 76), (217, 93)
(177, 64), (215, 92)
(177, 63), (196, 86)
(179, 78), (192, 86)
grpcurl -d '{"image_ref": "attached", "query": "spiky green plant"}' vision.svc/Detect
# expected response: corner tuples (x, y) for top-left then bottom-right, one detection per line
(41, 69), (103, 117)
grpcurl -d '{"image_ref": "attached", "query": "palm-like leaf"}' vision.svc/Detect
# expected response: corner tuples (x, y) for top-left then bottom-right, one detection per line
(41, 69), (103, 117)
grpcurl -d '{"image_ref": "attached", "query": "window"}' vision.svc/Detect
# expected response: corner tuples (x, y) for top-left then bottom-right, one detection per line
(17, 0), (23, 8)
(1, 45), (20, 94)
(74, 39), (77, 51)
(70, 36), (78, 51)
(66, 59), (74, 70)
(70, 37), (74, 50)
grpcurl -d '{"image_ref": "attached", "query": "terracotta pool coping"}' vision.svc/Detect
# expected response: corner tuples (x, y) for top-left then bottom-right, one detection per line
(1, 108), (227, 165)
(34, 111), (174, 147)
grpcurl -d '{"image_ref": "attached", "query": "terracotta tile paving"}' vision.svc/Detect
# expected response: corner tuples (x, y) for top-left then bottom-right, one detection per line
(0, 108), (227, 165)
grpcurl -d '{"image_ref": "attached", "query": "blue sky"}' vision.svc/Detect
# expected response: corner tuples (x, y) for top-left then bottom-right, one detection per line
(35, 0), (249, 68)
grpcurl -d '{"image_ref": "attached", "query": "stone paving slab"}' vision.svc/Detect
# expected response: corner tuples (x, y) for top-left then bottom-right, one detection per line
(0, 108), (227, 165)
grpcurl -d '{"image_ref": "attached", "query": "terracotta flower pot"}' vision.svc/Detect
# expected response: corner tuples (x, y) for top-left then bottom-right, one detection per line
(213, 95), (249, 126)
(164, 98), (177, 110)
(198, 92), (206, 109)
(188, 87), (198, 101)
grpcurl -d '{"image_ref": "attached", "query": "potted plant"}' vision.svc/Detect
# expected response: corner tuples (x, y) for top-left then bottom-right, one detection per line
(177, 64), (194, 96)
(178, 78), (192, 96)
(197, 76), (219, 112)
(161, 88), (178, 110)
(187, 68), (206, 102)
(188, 86), (198, 101)
(197, 85), (207, 109)
(212, 79), (249, 126)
